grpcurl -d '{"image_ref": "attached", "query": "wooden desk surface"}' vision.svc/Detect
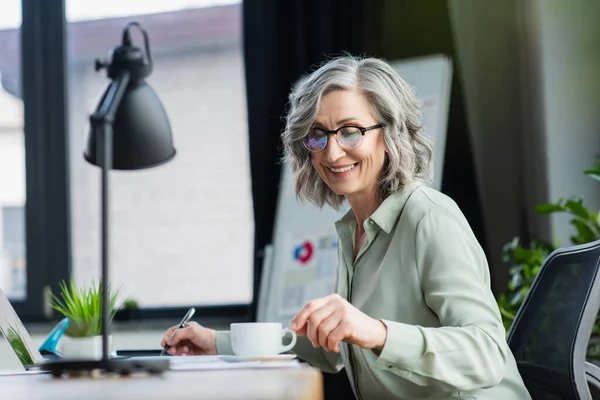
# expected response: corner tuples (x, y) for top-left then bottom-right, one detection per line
(1, 366), (323, 400)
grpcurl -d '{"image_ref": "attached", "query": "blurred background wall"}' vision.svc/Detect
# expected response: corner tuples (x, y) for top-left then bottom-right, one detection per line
(364, 0), (600, 294)
(450, 0), (600, 293)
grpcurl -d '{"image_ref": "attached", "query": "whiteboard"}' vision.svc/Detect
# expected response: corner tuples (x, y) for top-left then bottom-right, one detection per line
(257, 55), (453, 324)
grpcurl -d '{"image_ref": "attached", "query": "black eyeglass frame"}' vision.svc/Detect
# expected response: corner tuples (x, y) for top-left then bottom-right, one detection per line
(302, 123), (384, 152)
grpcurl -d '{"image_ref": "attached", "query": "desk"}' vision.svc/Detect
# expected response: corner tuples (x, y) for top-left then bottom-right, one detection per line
(1, 366), (323, 400)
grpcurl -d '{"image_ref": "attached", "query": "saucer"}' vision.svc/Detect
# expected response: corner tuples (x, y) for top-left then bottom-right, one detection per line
(219, 354), (298, 363)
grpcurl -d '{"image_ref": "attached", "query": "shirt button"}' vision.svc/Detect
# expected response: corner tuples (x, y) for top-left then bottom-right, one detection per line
(368, 219), (374, 225)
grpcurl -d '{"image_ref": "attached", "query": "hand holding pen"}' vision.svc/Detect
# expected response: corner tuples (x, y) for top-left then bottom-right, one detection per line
(160, 308), (219, 356)
(160, 307), (196, 356)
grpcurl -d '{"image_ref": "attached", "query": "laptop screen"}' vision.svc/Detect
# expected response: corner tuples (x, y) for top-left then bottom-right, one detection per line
(0, 288), (43, 369)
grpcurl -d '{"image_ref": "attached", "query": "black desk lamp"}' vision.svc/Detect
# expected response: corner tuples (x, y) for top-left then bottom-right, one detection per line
(41, 22), (175, 376)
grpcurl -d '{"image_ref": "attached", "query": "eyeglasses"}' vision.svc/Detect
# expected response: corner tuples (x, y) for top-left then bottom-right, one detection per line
(302, 123), (383, 152)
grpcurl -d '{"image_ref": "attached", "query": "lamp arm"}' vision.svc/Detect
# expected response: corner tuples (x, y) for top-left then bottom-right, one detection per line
(91, 71), (131, 123)
(88, 70), (131, 362)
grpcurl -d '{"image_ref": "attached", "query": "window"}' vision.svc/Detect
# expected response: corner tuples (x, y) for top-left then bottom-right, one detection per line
(0, 1), (26, 301)
(66, 1), (254, 308)
(1, 207), (26, 300)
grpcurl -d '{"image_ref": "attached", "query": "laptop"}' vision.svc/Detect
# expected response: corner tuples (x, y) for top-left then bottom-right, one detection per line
(0, 288), (166, 371)
(0, 288), (44, 370)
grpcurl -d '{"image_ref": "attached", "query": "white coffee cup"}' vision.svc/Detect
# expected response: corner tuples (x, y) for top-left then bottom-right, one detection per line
(230, 322), (297, 357)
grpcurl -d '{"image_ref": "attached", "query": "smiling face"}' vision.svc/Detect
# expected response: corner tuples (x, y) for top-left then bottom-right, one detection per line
(310, 89), (387, 204)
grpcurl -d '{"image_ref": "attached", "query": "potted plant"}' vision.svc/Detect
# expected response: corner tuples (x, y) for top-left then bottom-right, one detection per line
(49, 279), (120, 360)
(498, 156), (600, 362)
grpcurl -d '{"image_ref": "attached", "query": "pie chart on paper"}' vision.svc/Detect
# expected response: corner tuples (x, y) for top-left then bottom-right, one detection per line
(293, 241), (314, 265)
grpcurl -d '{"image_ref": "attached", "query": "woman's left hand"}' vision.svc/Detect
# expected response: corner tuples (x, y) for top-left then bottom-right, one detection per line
(290, 293), (387, 353)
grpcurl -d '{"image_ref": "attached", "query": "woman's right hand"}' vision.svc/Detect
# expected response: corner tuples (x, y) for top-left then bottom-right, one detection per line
(160, 321), (217, 356)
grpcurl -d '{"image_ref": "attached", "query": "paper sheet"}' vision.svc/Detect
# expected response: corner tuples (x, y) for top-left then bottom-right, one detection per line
(128, 355), (220, 364)
(130, 355), (301, 371)
(0, 369), (50, 376)
(170, 360), (300, 371)
(276, 228), (339, 317)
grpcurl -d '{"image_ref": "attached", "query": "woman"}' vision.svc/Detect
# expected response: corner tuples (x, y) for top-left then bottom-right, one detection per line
(161, 55), (531, 399)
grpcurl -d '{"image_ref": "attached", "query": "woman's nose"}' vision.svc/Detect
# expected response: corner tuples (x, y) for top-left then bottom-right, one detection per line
(323, 136), (346, 163)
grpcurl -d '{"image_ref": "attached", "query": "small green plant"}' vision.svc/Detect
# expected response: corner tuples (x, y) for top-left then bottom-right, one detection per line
(49, 279), (120, 338)
(499, 156), (600, 360)
(121, 298), (139, 310)
(7, 326), (34, 366)
(114, 297), (141, 321)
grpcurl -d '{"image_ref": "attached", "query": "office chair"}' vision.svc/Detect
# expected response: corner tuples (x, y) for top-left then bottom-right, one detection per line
(586, 362), (600, 398)
(507, 239), (600, 399)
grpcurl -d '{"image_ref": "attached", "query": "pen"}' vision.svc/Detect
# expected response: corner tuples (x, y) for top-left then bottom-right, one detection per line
(161, 307), (196, 356)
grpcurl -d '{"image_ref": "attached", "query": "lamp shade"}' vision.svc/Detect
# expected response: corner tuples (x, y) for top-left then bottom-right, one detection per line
(84, 80), (176, 170)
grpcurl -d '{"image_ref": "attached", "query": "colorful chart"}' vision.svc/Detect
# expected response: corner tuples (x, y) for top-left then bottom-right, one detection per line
(293, 241), (314, 264)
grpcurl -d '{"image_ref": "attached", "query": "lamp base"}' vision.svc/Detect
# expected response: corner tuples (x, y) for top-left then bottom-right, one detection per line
(39, 358), (170, 378)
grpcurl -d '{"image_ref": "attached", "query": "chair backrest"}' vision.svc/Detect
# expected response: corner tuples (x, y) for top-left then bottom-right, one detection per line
(585, 362), (600, 399)
(507, 239), (600, 400)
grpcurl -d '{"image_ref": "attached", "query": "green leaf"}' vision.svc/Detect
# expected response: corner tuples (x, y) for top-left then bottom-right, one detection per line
(511, 247), (535, 263)
(585, 171), (600, 182)
(552, 235), (562, 249)
(535, 202), (566, 214)
(584, 155), (600, 182)
(7, 326), (34, 366)
(570, 218), (597, 245)
(565, 199), (590, 220)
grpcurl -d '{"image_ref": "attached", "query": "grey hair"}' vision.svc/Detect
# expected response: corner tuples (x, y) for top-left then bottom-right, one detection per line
(281, 55), (434, 210)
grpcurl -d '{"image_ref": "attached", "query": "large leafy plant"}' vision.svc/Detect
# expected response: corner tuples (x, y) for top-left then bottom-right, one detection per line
(498, 156), (600, 359)
(49, 279), (120, 338)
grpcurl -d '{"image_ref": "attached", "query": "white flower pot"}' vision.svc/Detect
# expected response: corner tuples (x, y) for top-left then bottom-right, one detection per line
(60, 335), (112, 360)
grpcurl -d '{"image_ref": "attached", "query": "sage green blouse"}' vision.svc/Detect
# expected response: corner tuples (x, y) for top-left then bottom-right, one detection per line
(217, 182), (531, 400)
